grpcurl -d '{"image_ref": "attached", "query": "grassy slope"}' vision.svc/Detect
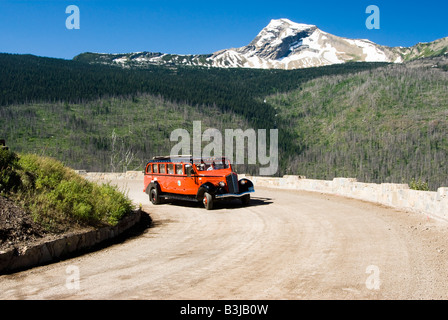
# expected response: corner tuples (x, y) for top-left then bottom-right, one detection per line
(0, 149), (133, 233)
(266, 57), (448, 190)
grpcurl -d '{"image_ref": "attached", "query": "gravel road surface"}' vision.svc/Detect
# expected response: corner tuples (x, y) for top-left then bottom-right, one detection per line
(1, 178), (447, 300)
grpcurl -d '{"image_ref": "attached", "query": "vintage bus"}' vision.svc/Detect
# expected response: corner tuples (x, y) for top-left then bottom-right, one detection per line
(143, 156), (254, 210)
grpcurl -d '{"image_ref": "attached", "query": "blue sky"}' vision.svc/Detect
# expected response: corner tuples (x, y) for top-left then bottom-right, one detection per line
(0, 0), (447, 60)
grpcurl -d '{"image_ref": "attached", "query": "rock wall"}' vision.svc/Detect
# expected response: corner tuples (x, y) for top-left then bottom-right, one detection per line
(240, 175), (448, 222)
(78, 170), (145, 181)
(80, 171), (448, 222)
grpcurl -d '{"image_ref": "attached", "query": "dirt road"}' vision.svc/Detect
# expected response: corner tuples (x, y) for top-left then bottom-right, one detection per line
(1, 179), (448, 300)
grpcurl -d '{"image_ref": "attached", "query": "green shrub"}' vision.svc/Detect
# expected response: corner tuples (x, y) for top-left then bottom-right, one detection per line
(409, 178), (430, 191)
(4, 152), (133, 232)
(0, 148), (22, 194)
(92, 183), (133, 225)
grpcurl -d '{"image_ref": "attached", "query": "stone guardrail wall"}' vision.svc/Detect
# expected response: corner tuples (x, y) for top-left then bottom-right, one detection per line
(77, 170), (145, 181)
(82, 170), (447, 222)
(240, 175), (448, 222)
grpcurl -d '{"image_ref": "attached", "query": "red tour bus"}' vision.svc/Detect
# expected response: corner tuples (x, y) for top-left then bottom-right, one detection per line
(143, 156), (254, 210)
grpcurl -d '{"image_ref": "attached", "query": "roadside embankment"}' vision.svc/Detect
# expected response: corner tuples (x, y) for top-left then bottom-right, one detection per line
(0, 150), (144, 274)
(0, 209), (142, 274)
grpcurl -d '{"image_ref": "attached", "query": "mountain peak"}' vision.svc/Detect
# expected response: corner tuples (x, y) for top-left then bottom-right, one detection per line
(244, 18), (318, 61)
(266, 18), (316, 31)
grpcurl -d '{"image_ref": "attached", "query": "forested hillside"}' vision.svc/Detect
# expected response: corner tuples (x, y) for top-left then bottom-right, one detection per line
(1, 52), (446, 189)
(0, 53), (385, 173)
(267, 56), (448, 190)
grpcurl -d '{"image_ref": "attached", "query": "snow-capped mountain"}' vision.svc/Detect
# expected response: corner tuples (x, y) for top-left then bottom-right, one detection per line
(210, 18), (399, 69)
(74, 18), (448, 70)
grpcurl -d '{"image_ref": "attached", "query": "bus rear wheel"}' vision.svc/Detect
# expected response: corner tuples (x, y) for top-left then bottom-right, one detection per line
(150, 188), (162, 205)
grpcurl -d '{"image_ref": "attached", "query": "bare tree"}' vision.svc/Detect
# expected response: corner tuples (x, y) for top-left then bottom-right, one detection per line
(110, 129), (135, 173)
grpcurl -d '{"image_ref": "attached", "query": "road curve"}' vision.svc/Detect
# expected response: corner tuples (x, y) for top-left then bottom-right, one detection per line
(1, 179), (448, 300)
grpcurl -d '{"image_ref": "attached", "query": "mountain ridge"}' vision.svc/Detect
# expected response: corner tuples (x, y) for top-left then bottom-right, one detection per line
(74, 18), (448, 70)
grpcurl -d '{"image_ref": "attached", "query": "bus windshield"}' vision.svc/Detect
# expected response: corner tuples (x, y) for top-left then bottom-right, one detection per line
(196, 159), (230, 172)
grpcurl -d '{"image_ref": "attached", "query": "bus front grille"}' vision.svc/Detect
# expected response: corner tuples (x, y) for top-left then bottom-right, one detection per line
(226, 173), (239, 194)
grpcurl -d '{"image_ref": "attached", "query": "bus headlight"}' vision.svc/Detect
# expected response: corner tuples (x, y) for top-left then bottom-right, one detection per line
(218, 181), (226, 187)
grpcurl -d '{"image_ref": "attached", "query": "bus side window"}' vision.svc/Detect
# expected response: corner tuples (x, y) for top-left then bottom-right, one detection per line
(146, 164), (152, 174)
(159, 163), (166, 174)
(168, 164), (174, 174)
(152, 164), (158, 173)
(175, 164), (183, 175)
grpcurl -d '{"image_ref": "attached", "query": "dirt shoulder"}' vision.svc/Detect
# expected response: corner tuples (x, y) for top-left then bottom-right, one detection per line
(0, 196), (100, 253)
(0, 196), (52, 252)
